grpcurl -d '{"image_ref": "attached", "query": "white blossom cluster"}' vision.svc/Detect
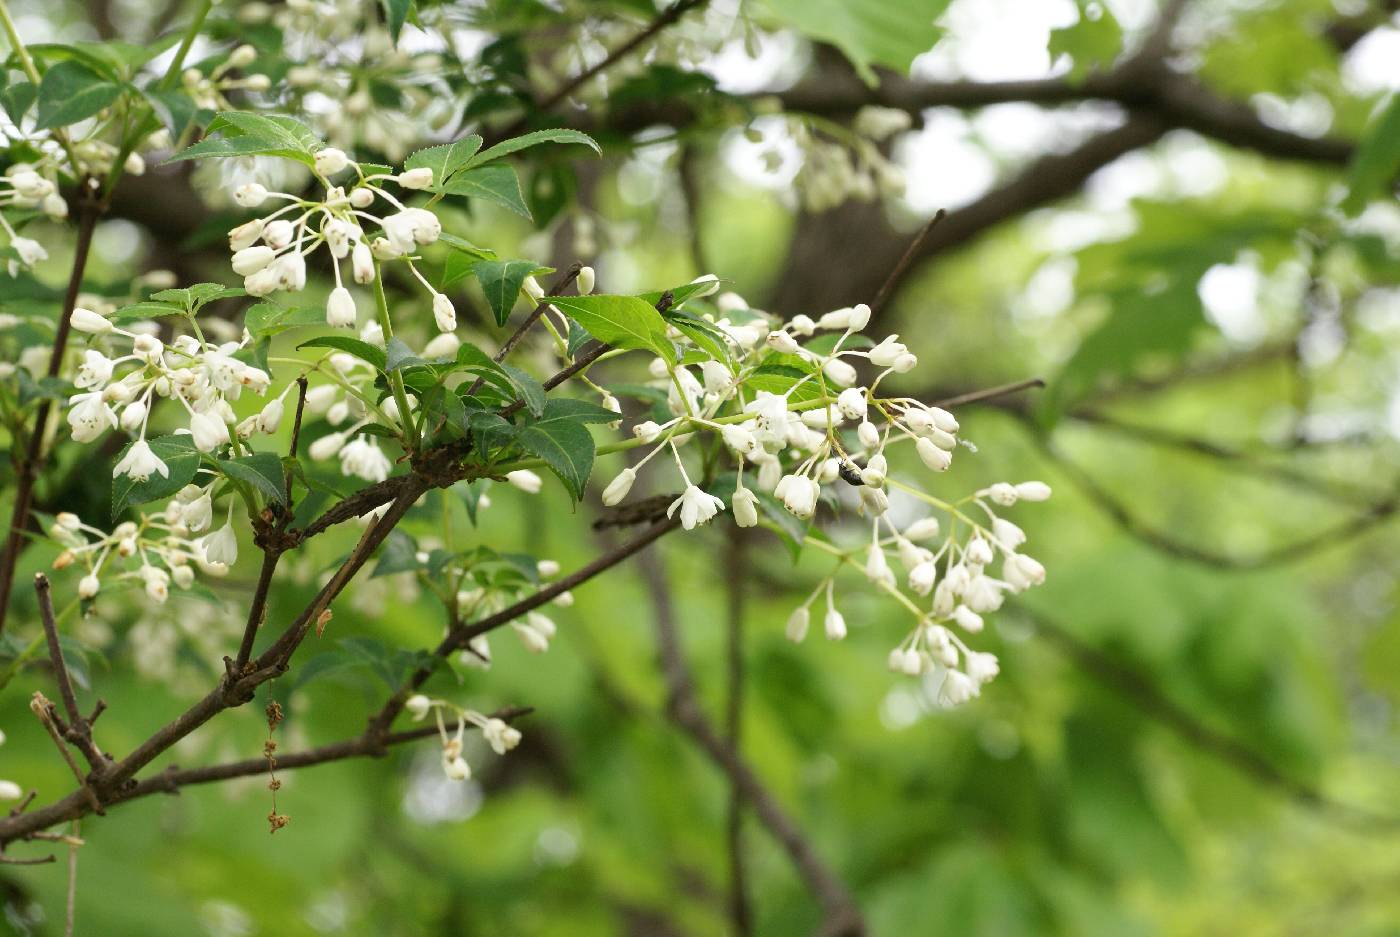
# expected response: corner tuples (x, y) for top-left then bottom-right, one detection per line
(225, 147), (454, 330)
(46, 501), (234, 603)
(442, 555), (574, 666)
(64, 308), (281, 481)
(0, 162), (68, 275)
(403, 693), (522, 782)
(593, 294), (1051, 704)
(182, 44), (272, 111)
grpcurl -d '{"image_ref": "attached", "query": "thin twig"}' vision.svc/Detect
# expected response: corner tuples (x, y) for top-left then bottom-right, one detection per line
(0, 204), (100, 635)
(723, 529), (753, 937)
(636, 546), (865, 936)
(63, 819), (79, 937)
(530, 0), (706, 118)
(1029, 609), (1400, 829)
(870, 209), (945, 315)
(35, 575), (82, 730)
(29, 694), (102, 816)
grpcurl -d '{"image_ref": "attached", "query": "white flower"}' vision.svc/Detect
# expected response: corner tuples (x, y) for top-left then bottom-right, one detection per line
(0, 780), (22, 800)
(909, 561), (936, 596)
(868, 335), (909, 368)
(632, 421), (662, 443)
(309, 431), (346, 461)
(1003, 553), (1046, 591)
(352, 241), (375, 283)
(405, 694), (432, 720)
(953, 605), (984, 633)
(183, 493), (213, 532)
(785, 606), (810, 642)
(339, 435), (391, 482)
(966, 537), (994, 566)
(858, 421), (880, 449)
(992, 518), (1026, 549)
(507, 469), (543, 493)
(442, 755), (471, 781)
(904, 517), (941, 541)
(257, 397), (284, 434)
(398, 167), (433, 189)
(78, 574), (100, 599)
(822, 357), (857, 387)
(1015, 480), (1052, 501)
(189, 411), (230, 453)
(69, 307), (112, 333)
(916, 437), (952, 472)
(836, 387), (867, 421)
(824, 605), (847, 640)
(202, 522), (238, 566)
(326, 286), (357, 327)
(74, 350), (113, 389)
(865, 545), (894, 587)
(422, 333), (460, 359)
(12, 236), (47, 267)
(721, 424), (756, 454)
(668, 485), (725, 530)
(861, 453), (887, 488)
(263, 219), (294, 249)
(231, 245), (275, 275)
(963, 576), (1004, 613)
(777, 474), (818, 518)
(314, 147), (349, 176)
(113, 439), (168, 482)
(228, 219), (263, 251)
(577, 265), (596, 294)
(732, 485), (759, 527)
(602, 468), (636, 506)
(67, 391), (118, 442)
(965, 651), (999, 684)
(482, 718), (521, 755)
(938, 670), (978, 706)
(233, 182), (268, 207)
(766, 330), (800, 354)
(432, 292), (456, 332)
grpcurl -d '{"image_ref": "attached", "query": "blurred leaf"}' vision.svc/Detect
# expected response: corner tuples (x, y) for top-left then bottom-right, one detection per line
(1342, 93), (1400, 215)
(762, 0), (951, 84)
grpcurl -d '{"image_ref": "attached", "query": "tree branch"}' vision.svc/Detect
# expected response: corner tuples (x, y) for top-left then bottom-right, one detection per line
(0, 202), (101, 635)
(636, 545), (866, 936)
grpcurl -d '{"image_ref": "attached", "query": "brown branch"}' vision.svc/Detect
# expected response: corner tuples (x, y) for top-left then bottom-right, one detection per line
(1029, 609), (1400, 830)
(1032, 429), (1400, 569)
(0, 202), (101, 635)
(722, 529), (753, 937)
(113, 706), (531, 803)
(635, 545), (865, 936)
(34, 575), (105, 773)
(532, 0), (707, 117)
(870, 209), (945, 316)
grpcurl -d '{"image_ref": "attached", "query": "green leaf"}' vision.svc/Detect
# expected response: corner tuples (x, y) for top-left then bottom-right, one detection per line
(35, 60), (122, 130)
(440, 164), (530, 218)
(167, 111), (323, 166)
(467, 128), (600, 168)
(298, 335), (387, 371)
(109, 300), (186, 324)
(515, 419), (595, 500)
(110, 435), (201, 520)
(745, 364), (824, 403)
(385, 337), (426, 372)
(473, 258), (544, 326)
(381, 0), (415, 43)
(218, 452), (286, 504)
(406, 135), (483, 187)
(540, 397), (621, 424)
(544, 294), (676, 364)
(1048, 0), (1123, 83)
(1342, 93), (1400, 215)
(371, 530), (420, 578)
(762, 0), (951, 84)
(244, 302), (325, 338)
(0, 81), (36, 122)
(665, 310), (732, 363)
(502, 364), (545, 417)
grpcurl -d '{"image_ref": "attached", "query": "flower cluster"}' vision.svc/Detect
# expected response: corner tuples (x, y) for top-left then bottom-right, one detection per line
(0, 162), (68, 275)
(404, 694), (522, 782)
(64, 308), (280, 480)
(225, 148), (453, 330)
(593, 294), (1051, 703)
(46, 502), (234, 603)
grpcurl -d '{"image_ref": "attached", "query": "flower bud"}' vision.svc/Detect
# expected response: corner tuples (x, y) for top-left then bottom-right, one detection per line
(70, 307), (112, 333)
(405, 694), (432, 720)
(314, 147), (349, 176)
(577, 266), (595, 294)
(602, 468), (636, 506)
(78, 574), (100, 598)
(824, 605), (847, 640)
(1015, 480), (1051, 502)
(506, 469), (542, 494)
(231, 245), (275, 275)
(233, 182), (268, 207)
(397, 167), (432, 189)
(785, 606), (810, 643)
(766, 330), (799, 354)
(916, 437), (951, 472)
(326, 286), (357, 327)
(858, 421), (880, 449)
(432, 292), (456, 332)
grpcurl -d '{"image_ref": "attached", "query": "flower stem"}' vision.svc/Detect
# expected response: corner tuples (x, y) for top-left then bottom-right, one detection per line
(371, 261), (420, 450)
